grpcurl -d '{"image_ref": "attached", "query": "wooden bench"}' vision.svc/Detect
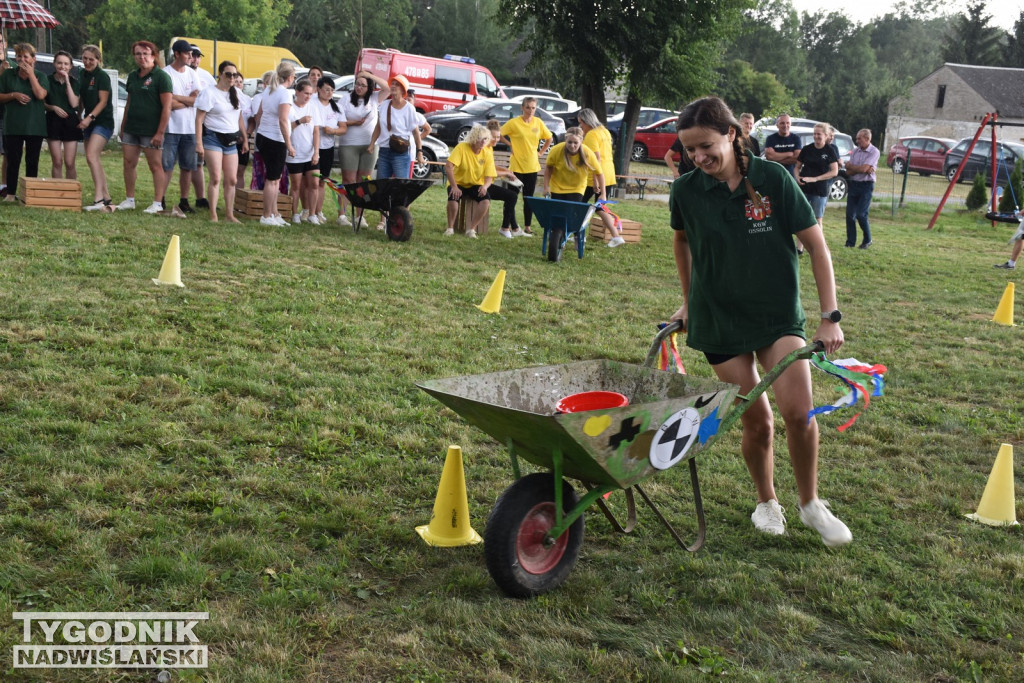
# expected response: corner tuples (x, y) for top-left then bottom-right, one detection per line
(614, 174), (674, 200)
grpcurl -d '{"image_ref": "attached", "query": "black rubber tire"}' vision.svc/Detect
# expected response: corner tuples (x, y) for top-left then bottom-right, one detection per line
(546, 225), (565, 262)
(891, 158), (906, 175)
(386, 206), (414, 242)
(484, 473), (584, 598)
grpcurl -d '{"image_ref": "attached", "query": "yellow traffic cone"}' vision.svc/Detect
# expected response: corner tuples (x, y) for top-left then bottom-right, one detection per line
(152, 235), (184, 288)
(992, 283), (1014, 326)
(476, 269), (506, 314)
(416, 445), (482, 546)
(966, 444), (1018, 526)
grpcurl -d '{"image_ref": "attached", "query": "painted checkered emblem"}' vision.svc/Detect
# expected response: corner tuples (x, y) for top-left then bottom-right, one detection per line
(649, 408), (702, 470)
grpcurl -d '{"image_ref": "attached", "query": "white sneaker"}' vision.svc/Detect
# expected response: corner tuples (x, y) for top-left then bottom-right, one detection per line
(293, 212), (304, 225)
(466, 229), (477, 239)
(273, 214), (288, 226)
(117, 198), (136, 210)
(499, 228), (513, 239)
(443, 228), (454, 236)
(143, 201), (163, 214)
(307, 214), (322, 225)
(356, 215), (368, 229)
(317, 212), (326, 222)
(799, 499), (852, 547)
(84, 199), (107, 211)
(513, 228), (533, 238)
(751, 500), (786, 536)
(338, 214), (352, 227)
(607, 236), (626, 248)
(260, 216), (279, 226)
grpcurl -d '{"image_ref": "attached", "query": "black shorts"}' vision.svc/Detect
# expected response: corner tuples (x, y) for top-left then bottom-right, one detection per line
(704, 352), (738, 366)
(550, 191), (584, 202)
(448, 185), (488, 202)
(286, 160), (315, 175)
(317, 147), (334, 176)
(46, 112), (84, 142)
(238, 133), (250, 165)
(256, 134), (287, 181)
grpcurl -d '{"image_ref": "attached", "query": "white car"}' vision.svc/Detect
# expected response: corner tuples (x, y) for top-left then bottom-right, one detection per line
(508, 93), (578, 113)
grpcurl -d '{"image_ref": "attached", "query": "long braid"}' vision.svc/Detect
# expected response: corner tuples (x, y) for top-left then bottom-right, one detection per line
(733, 131), (762, 209)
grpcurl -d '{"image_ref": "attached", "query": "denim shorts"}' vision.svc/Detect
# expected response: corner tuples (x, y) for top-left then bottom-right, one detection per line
(162, 132), (197, 172)
(121, 131), (157, 149)
(202, 131), (238, 155)
(85, 124), (113, 141)
(807, 194), (828, 219)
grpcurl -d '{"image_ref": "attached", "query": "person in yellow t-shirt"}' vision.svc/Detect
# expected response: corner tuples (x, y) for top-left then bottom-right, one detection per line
(543, 127), (601, 200)
(444, 124), (494, 238)
(578, 108), (625, 247)
(500, 97), (552, 235)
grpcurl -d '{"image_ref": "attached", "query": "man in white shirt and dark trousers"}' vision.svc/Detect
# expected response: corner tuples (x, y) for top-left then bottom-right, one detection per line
(156, 39), (201, 215)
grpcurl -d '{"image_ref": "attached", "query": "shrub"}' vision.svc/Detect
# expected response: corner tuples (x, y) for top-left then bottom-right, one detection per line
(965, 172), (988, 211)
(997, 158), (1023, 212)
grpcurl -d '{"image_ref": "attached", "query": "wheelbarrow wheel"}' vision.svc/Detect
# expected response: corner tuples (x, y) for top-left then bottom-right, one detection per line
(484, 472), (584, 598)
(386, 206), (414, 242)
(546, 226), (564, 262)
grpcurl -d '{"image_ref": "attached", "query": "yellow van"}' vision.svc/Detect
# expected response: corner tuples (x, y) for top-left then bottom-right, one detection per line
(169, 38), (303, 78)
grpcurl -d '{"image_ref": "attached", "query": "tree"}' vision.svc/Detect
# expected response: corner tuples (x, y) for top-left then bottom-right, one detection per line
(965, 171), (988, 211)
(1001, 11), (1024, 67)
(729, 0), (807, 95)
(714, 59), (799, 118)
(941, 1), (1003, 66)
(870, 3), (946, 84)
(998, 158), (1023, 213)
(499, 0), (749, 176)
(88, 0), (292, 71)
(409, 0), (522, 83)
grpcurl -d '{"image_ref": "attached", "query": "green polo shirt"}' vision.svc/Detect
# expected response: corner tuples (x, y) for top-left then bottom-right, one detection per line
(669, 153), (817, 355)
(0, 68), (48, 136)
(80, 67), (114, 129)
(46, 73), (80, 113)
(125, 67), (172, 136)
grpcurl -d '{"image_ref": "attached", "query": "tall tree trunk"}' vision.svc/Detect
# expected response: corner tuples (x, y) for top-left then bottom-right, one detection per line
(615, 89), (642, 177)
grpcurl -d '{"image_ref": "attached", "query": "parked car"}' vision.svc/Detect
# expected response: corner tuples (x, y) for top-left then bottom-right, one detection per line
(630, 116), (678, 163)
(606, 107), (677, 140)
(294, 68), (347, 91)
(410, 135), (450, 180)
(606, 101), (627, 117)
(943, 138), (1024, 184)
(425, 98), (566, 146)
(508, 93), (578, 113)
(503, 85), (563, 100)
(756, 125), (855, 200)
(886, 136), (957, 176)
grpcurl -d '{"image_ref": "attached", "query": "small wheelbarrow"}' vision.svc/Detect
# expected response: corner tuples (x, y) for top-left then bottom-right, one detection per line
(418, 322), (823, 597)
(525, 196), (597, 262)
(318, 175), (432, 242)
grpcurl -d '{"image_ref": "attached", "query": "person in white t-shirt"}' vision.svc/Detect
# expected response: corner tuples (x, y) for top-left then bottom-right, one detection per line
(286, 80), (321, 224)
(312, 76), (347, 223)
(254, 62), (296, 226)
(195, 60), (247, 223)
(158, 39), (201, 215)
(368, 74), (423, 181)
(336, 69), (389, 227)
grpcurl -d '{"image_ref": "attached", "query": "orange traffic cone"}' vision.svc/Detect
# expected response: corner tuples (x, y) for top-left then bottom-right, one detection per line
(416, 445), (482, 546)
(966, 444), (1018, 526)
(152, 235), (184, 287)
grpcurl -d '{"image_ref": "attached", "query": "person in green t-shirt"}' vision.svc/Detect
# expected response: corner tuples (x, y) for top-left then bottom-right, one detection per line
(78, 44), (116, 209)
(117, 40), (172, 211)
(44, 50), (82, 180)
(0, 43), (48, 199)
(669, 96), (852, 548)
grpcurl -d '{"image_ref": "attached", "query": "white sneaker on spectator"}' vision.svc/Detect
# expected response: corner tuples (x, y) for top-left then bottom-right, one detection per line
(293, 212), (304, 225)
(356, 215), (369, 229)
(317, 212), (326, 222)
(311, 214), (324, 225)
(338, 214), (352, 227)
(117, 198), (136, 210)
(260, 216), (279, 226)
(143, 201), (163, 214)
(512, 228), (532, 238)
(499, 228), (513, 239)
(443, 228), (455, 236)
(751, 500), (786, 535)
(273, 214), (288, 226)
(466, 229), (478, 239)
(607, 236), (626, 248)
(799, 499), (852, 547)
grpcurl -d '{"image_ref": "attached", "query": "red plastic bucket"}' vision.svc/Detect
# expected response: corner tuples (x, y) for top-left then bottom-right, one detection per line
(556, 391), (629, 413)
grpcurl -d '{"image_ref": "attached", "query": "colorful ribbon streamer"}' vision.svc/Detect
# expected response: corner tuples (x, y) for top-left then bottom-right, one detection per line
(656, 323), (686, 374)
(808, 355), (887, 431)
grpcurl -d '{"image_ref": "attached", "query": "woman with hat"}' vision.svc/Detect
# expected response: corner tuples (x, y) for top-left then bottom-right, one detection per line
(367, 74), (423, 228)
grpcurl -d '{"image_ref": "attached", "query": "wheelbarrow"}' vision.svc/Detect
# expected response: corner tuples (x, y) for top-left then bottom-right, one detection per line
(525, 196), (597, 262)
(318, 175), (432, 242)
(417, 322), (824, 597)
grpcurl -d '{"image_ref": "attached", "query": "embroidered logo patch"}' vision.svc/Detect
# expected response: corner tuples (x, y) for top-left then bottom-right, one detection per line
(744, 194), (772, 221)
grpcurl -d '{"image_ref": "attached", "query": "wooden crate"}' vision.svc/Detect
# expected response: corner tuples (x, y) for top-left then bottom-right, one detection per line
(17, 177), (81, 212)
(589, 215), (642, 243)
(234, 188), (294, 219)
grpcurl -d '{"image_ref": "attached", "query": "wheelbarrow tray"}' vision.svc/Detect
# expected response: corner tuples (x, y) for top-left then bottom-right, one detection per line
(418, 360), (738, 489)
(337, 178), (432, 210)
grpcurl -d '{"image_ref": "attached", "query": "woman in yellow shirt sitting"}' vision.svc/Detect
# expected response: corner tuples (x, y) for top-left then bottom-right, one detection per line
(444, 124), (495, 239)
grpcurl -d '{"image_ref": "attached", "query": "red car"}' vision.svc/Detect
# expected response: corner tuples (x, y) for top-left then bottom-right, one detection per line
(630, 117), (679, 163)
(886, 136), (956, 176)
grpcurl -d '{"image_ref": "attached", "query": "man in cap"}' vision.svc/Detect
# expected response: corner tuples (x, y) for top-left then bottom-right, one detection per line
(155, 39), (202, 214)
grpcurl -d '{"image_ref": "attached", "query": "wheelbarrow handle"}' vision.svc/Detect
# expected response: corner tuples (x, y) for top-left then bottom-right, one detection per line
(643, 319), (686, 368)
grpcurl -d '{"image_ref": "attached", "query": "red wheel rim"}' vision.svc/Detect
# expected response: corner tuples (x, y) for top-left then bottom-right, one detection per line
(516, 502), (568, 575)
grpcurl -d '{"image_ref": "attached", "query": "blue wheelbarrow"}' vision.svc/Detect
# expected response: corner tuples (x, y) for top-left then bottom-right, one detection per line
(525, 196), (597, 262)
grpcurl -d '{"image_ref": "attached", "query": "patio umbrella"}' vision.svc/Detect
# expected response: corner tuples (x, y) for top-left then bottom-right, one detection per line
(0, 0), (59, 30)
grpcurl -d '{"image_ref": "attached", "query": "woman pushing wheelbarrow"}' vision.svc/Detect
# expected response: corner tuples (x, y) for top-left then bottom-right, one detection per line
(670, 96), (850, 547)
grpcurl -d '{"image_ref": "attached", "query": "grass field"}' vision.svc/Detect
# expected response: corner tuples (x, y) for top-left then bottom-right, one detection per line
(1, 151), (1023, 681)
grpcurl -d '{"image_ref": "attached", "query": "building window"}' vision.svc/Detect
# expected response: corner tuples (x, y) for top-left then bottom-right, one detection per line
(936, 85), (946, 108)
